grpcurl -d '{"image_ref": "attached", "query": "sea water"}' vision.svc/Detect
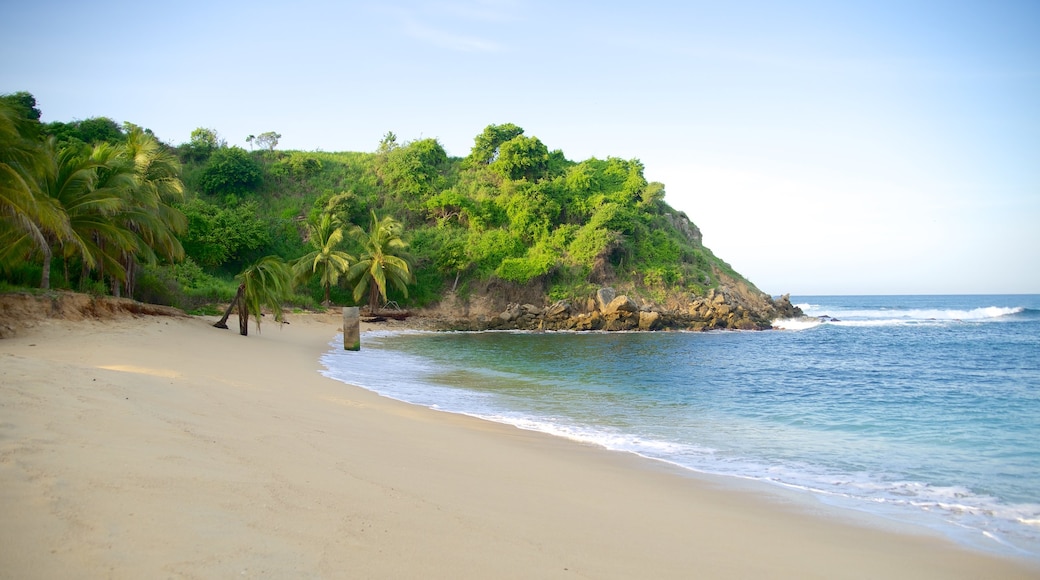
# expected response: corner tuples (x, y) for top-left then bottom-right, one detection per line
(320, 295), (1040, 560)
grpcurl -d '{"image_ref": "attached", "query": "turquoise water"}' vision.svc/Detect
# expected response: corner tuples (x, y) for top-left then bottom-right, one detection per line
(320, 295), (1040, 559)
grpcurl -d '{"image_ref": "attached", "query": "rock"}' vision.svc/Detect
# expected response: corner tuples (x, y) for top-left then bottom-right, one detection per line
(499, 303), (522, 322)
(424, 269), (800, 334)
(521, 303), (543, 316)
(544, 300), (571, 319)
(596, 287), (616, 312)
(603, 314), (637, 331)
(638, 310), (661, 330)
(603, 295), (638, 315)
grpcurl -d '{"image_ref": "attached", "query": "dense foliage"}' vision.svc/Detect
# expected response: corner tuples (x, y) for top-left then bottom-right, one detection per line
(1, 92), (749, 312)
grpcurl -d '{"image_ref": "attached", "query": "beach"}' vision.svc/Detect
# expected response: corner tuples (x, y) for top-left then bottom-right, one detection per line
(1, 310), (1037, 579)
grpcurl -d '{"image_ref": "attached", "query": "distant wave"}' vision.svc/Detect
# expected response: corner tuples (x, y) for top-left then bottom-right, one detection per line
(771, 317), (822, 330)
(786, 304), (1028, 328)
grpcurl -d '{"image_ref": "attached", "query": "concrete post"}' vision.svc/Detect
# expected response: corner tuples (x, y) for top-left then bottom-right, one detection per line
(342, 307), (360, 351)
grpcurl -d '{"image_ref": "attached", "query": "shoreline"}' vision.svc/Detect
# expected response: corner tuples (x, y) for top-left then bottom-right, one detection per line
(2, 312), (1037, 578)
(331, 324), (1040, 565)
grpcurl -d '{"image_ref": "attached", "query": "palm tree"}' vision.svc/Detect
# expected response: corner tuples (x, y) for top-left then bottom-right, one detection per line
(1, 113), (188, 294)
(291, 211), (353, 306)
(111, 127), (186, 296)
(347, 210), (414, 313)
(33, 139), (113, 289)
(72, 142), (139, 292)
(0, 101), (55, 269)
(214, 255), (293, 336)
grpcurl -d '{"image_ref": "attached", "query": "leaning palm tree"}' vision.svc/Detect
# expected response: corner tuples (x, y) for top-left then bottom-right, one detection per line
(214, 255), (293, 336)
(347, 210), (414, 313)
(0, 101), (55, 268)
(291, 211), (354, 306)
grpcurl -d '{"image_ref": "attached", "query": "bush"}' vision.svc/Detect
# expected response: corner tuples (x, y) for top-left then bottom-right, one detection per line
(198, 147), (262, 194)
(495, 243), (559, 284)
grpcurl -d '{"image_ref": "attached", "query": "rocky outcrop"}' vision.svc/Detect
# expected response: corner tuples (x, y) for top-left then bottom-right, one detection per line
(429, 283), (803, 333)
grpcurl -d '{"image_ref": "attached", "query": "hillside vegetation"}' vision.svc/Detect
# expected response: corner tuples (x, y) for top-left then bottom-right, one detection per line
(1, 92), (796, 330)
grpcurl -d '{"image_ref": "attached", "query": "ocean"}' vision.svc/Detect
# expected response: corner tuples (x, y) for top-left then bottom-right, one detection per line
(319, 295), (1040, 560)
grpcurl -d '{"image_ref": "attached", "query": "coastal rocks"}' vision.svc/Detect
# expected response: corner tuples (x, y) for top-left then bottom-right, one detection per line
(436, 282), (803, 333)
(638, 310), (661, 331)
(602, 295), (638, 316)
(543, 300), (571, 320)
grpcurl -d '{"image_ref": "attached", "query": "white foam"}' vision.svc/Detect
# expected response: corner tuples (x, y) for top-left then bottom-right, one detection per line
(772, 317), (822, 330)
(799, 305), (1024, 323)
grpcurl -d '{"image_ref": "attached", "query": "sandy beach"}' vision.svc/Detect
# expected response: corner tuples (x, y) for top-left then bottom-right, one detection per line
(1, 309), (1037, 579)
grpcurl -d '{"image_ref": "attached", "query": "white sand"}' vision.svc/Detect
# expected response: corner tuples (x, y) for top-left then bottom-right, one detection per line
(1, 312), (1037, 579)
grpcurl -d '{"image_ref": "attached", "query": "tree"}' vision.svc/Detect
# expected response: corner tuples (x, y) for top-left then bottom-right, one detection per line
(255, 131), (281, 151)
(182, 127), (223, 161)
(75, 117), (124, 145)
(112, 126), (187, 296)
(2, 101), (190, 293)
(377, 138), (448, 205)
(0, 101), (62, 277)
(44, 117), (124, 148)
(213, 255), (293, 335)
(67, 142), (139, 292)
(32, 139), (108, 289)
(377, 131), (398, 154)
(190, 127), (222, 150)
(179, 198), (270, 268)
(492, 135), (550, 181)
(469, 123), (524, 165)
(0, 91), (42, 122)
(291, 212), (354, 306)
(198, 146), (262, 194)
(348, 211), (414, 312)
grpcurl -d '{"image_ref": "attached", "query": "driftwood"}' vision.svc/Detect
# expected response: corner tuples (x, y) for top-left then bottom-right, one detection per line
(366, 309), (411, 321)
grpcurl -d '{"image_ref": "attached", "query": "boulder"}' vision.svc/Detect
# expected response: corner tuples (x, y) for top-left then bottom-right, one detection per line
(544, 300), (571, 319)
(596, 287), (616, 312)
(521, 303), (543, 316)
(603, 295), (638, 315)
(638, 310), (661, 331)
(499, 303), (522, 322)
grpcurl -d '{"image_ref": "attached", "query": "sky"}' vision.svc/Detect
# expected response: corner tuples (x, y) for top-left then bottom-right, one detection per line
(2, 0), (1037, 295)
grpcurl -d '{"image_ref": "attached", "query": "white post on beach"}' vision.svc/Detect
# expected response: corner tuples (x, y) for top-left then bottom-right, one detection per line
(343, 307), (360, 351)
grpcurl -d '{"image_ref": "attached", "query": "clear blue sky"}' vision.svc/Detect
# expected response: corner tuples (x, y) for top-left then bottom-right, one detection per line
(3, 0), (1037, 295)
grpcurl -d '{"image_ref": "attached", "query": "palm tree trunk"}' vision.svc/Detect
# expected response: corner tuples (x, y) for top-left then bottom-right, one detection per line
(40, 245), (52, 290)
(214, 284), (245, 329)
(124, 254), (135, 298)
(368, 278), (380, 313)
(79, 262), (90, 292)
(238, 293), (249, 336)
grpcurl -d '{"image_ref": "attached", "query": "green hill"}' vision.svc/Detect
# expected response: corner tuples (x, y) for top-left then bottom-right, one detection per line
(1, 94), (798, 330)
